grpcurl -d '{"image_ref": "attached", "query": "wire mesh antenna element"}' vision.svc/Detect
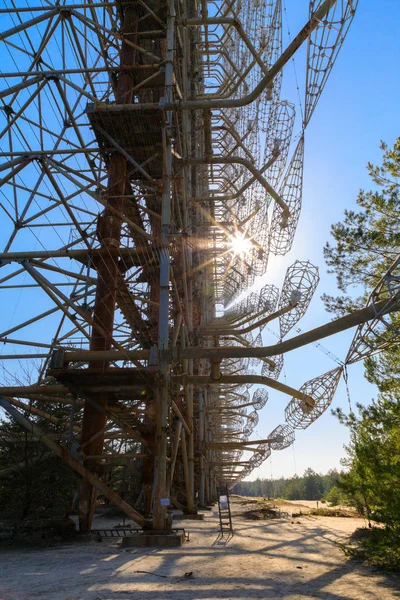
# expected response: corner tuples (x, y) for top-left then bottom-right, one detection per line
(345, 255), (400, 365)
(342, 365), (353, 414)
(269, 136), (305, 256)
(243, 409), (259, 436)
(263, 100), (296, 188)
(278, 259), (320, 338)
(251, 388), (269, 410)
(284, 367), (343, 430)
(268, 423), (295, 450)
(249, 443), (271, 469)
(262, 352), (284, 380)
(282, 0), (305, 125)
(305, 0), (359, 126)
(259, 283), (280, 315)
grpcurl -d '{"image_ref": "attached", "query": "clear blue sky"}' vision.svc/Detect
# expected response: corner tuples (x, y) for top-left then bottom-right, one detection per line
(248, 0), (400, 480)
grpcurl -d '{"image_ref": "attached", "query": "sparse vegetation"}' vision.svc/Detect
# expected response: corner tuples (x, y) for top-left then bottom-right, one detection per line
(0, 400), (76, 532)
(343, 528), (400, 572)
(308, 507), (357, 518)
(325, 138), (400, 572)
(233, 468), (341, 501)
(323, 485), (343, 506)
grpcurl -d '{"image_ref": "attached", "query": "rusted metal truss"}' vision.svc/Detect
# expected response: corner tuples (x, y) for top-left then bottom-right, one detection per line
(0, 0), (393, 530)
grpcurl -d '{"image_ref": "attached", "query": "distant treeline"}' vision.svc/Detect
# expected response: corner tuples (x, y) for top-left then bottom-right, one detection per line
(233, 468), (341, 501)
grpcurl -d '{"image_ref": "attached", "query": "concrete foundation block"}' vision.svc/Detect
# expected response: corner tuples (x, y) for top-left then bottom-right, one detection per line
(75, 532), (93, 543)
(173, 513), (204, 520)
(121, 532), (184, 548)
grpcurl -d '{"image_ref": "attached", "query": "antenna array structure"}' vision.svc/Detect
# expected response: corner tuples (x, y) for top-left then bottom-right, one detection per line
(2, 0), (399, 534)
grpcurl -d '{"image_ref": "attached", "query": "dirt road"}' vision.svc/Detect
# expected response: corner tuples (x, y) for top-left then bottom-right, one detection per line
(1, 497), (399, 599)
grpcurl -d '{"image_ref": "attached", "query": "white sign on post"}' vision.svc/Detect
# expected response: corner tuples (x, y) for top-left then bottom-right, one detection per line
(219, 495), (228, 510)
(160, 497), (171, 507)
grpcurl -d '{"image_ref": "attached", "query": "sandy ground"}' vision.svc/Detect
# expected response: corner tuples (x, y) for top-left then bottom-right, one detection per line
(1, 497), (399, 600)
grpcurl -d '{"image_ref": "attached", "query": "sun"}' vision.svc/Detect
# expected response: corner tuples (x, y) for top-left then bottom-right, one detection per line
(230, 232), (252, 256)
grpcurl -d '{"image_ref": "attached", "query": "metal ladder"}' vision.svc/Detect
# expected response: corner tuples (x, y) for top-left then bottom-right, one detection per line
(217, 484), (233, 536)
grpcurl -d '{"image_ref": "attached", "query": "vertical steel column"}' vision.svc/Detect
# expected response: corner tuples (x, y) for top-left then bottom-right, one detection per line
(78, 4), (139, 533)
(143, 203), (160, 515)
(180, 428), (193, 510)
(204, 388), (211, 504)
(182, 334), (195, 512)
(198, 391), (205, 506)
(180, 0), (196, 513)
(153, 0), (175, 531)
(187, 377), (195, 504)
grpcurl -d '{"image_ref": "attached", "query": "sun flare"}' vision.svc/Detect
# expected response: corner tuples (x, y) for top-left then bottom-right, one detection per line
(230, 232), (252, 256)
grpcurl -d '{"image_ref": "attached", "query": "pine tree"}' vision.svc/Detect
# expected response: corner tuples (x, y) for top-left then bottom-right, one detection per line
(325, 138), (400, 570)
(323, 138), (400, 390)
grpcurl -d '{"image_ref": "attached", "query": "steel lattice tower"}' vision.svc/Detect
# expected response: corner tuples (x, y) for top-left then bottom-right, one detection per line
(1, 0), (400, 534)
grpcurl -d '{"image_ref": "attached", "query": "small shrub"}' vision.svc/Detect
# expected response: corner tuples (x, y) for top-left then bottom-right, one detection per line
(325, 485), (342, 507)
(343, 527), (400, 572)
(308, 507), (357, 518)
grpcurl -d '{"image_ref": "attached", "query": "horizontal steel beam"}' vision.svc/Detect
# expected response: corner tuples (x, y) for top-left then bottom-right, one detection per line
(174, 375), (312, 403)
(91, 0), (337, 112)
(0, 3), (119, 13)
(2, 296), (396, 371)
(185, 157), (289, 218)
(0, 385), (70, 396)
(208, 438), (273, 447)
(58, 295), (399, 362)
(0, 248), (152, 263)
(0, 65), (159, 77)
